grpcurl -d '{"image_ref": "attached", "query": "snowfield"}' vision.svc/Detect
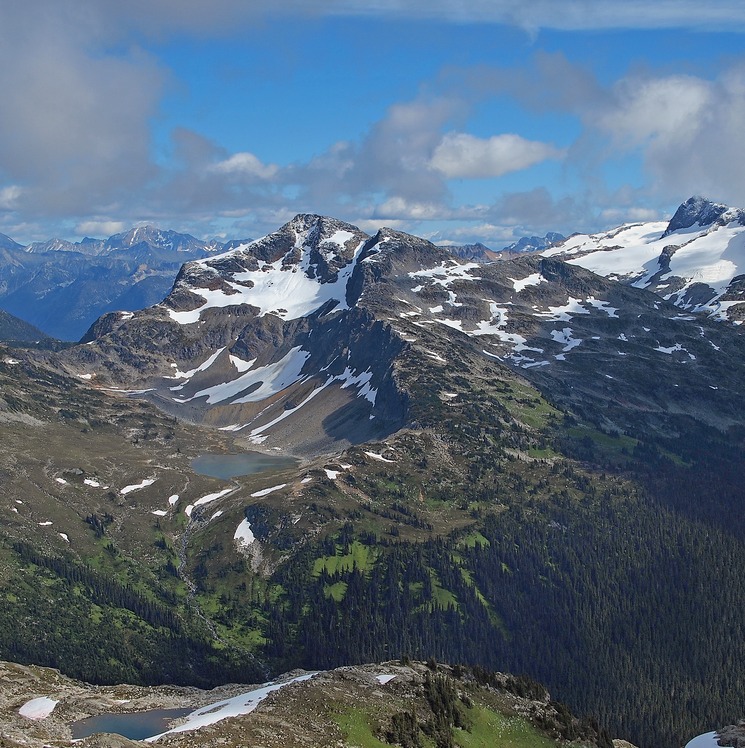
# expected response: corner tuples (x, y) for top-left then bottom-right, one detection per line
(18, 696), (58, 720)
(167, 234), (366, 325)
(544, 211), (745, 319)
(146, 673), (317, 741)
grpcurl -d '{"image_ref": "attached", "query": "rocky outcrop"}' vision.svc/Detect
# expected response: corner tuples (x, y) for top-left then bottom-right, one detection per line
(662, 195), (745, 237)
(717, 721), (745, 747)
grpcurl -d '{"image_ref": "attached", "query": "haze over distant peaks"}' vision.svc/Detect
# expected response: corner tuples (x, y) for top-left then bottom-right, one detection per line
(0, 227), (251, 340)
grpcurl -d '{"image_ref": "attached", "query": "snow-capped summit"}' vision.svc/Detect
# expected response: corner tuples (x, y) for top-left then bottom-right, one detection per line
(544, 196), (745, 323)
(106, 226), (213, 254)
(662, 195), (745, 238)
(164, 214), (371, 323)
(502, 232), (566, 253)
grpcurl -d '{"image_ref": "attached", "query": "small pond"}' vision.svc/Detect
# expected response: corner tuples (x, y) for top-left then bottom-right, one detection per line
(190, 451), (297, 479)
(71, 707), (191, 740)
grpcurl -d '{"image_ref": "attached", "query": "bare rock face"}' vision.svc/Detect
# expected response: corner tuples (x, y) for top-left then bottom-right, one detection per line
(662, 195), (745, 237)
(717, 721), (745, 747)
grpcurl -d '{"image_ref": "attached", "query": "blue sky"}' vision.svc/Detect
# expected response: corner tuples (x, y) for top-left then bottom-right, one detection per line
(2, 1), (745, 247)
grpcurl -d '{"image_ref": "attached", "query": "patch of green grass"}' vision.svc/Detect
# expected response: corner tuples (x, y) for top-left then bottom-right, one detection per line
(430, 569), (458, 610)
(332, 707), (390, 748)
(89, 603), (103, 624)
(312, 541), (376, 576)
(243, 628), (267, 646)
(658, 447), (689, 466)
(459, 532), (491, 549)
(526, 447), (559, 460)
(566, 426), (638, 455)
(459, 568), (507, 635)
(454, 705), (558, 748)
(498, 385), (561, 431)
(324, 581), (348, 601)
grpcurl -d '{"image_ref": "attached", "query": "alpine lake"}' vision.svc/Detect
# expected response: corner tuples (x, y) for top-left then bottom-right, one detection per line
(190, 450), (298, 479)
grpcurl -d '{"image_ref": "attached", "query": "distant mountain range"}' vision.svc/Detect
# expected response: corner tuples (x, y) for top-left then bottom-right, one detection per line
(0, 227), (249, 341)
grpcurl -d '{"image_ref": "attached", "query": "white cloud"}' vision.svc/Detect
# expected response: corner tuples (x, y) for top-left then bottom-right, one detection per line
(0, 186), (23, 211)
(373, 197), (448, 220)
(599, 207), (662, 224)
(597, 75), (713, 146)
(210, 153), (279, 180)
(0, 4), (164, 217)
(430, 132), (562, 178)
(587, 66), (745, 205)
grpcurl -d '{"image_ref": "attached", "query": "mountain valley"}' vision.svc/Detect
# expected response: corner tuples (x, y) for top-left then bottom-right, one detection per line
(2, 200), (745, 747)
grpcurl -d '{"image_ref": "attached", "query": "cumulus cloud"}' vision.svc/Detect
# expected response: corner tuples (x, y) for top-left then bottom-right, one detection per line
(0, 186), (24, 211)
(596, 75), (713, 145)
(0, 4), (164, 218)
(599, 206), (661, 224)
(210, 153), (279, 180)
(430, 132), (562, 178)
(586, 66), (745, 205)
(474, 52), (745, 212)
(372, 197), (455, 221)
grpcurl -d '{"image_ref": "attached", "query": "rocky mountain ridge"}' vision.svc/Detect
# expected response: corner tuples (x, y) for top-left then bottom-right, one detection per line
(0, 309), (51, 344)
(55, 209), (745, 457)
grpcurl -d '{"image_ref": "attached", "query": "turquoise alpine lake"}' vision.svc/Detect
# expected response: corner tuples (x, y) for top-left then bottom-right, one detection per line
(70, 707), (191, 740)
(190, 451), (297, 479)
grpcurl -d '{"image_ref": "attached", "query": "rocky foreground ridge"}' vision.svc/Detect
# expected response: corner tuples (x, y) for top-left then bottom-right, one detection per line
(1, 659), (630, 748)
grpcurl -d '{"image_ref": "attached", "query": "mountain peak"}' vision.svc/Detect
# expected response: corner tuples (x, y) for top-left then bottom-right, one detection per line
(662, 195), (745, 237)
(0, 233), (23, 252)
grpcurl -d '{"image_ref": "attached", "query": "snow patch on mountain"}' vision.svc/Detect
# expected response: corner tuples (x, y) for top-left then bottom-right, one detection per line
(510, 272), (546, 292)
(551, 328), (582, 352)
(234, 518), (254, 546)
(18, 697), (58, 721)
(184, 488), (234, 518)
(176, 347), (310, 405)
(409, 261), (481, 289)
(167, 223), (367, 324)
(169, 348), (226, 382)
(120, 478), (156, 495)
(146, 673), (317, 740)
(535, 297), (591, 322)
(250, 484), (286, 498)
